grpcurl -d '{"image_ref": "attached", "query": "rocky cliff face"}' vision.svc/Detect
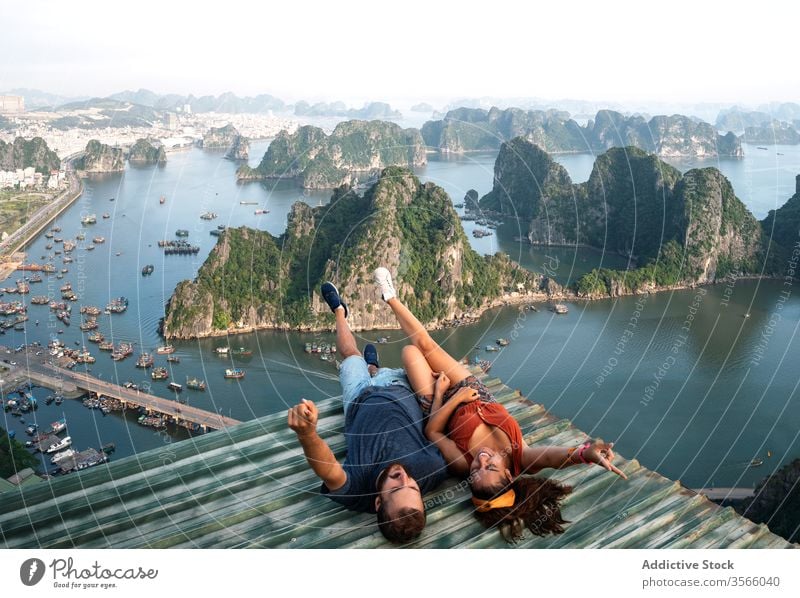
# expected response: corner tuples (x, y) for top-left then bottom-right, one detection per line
(744, 122), (800, 145)
(128, 138), (167, 164)
(76, 140), (125, 173)
(731, 458), (800, 543)
(226, 135), (249, 160)
(201, 123), (244, 150)
(761, 175), (800, 274)
(423, 108), (743, 157)
(163, 167), (535, 338)
(480, 138), (766, 297)
(0, 137), (61, 173)
(237, 120), (427, 189)
(479, 138), (576, 243)
(675, 168), (763, 282)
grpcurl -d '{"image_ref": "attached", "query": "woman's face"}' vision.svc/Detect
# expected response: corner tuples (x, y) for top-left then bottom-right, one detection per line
(469, 447), (511, 493)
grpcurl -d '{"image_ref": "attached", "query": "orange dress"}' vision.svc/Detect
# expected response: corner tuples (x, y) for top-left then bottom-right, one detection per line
(446, 400), (525, 475)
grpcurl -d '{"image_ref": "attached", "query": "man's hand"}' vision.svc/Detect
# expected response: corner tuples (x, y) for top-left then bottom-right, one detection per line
(288, 398), (318, 439)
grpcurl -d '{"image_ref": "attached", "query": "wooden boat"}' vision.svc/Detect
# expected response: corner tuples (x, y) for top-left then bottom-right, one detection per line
(186, 377), (206, 391)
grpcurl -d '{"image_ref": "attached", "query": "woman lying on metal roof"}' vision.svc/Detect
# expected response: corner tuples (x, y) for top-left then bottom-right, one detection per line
(373, 267), (627, 542)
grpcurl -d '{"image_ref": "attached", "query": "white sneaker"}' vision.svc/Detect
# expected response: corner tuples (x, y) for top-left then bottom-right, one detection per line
(373, 267), (396, 302)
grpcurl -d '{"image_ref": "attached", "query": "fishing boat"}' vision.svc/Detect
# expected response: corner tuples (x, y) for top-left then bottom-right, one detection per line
(224, 368), (245, 379)
(98, 341), (115, 351)
(102, 213), (110, 219)
(175, 229), (189, 237)
(496, 338), (509, 347)
(304, 342), (312, 353)
(141, 264), (154, 276)
(231, 347), (252, 357)
(151, 367), (169, 380)
(49, 418), (67, 434)
(254, 209), (270, 215)
(46, 435), (72, 453)
(166, 355), (180, 363)
(88, 332), (104, 343)
(156, 345), (175, 354)
(215, 346), (230, 355)
(167, 382), (183, 392)
(186, 377), (206, 391)
(101, 442), (116, 454)
(135, 353), (154, 368)
(200, 211), (218, 220)
(81, 214), (97, 225)
(93, 236), (105, 243)
(51, 448), (77, 464)
(552, 304), (569, 314)
(485, 345), (499, 352)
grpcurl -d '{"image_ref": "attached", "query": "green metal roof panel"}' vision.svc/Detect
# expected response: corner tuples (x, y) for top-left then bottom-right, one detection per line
(0, 369), (795, 549)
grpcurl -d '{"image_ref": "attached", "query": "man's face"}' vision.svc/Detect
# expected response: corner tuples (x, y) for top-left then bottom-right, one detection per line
(374, 463), (423, 514)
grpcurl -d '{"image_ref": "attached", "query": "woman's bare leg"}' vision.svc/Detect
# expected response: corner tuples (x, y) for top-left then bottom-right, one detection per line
(386, 296), (471, 385)
(402, 345), (435, 396)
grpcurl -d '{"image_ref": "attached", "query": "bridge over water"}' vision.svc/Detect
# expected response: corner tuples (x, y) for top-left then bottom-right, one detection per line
(18, 360), (241, 432)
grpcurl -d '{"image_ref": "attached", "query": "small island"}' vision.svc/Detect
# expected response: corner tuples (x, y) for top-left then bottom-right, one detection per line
(201, 123), (249, 160)
(163, 167), (534, 338)
(478, 137), (787, 298)
(422, 107), (743, 157)
(128, 138), (167, 165)
(75, 140), (125, 173)
(236, 120), (427, 189)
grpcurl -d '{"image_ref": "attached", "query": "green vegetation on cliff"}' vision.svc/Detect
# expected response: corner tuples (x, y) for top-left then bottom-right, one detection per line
(761, 176), (800, 273)
(164, 167), (533, 337)
(423, 107), (743, 157)
(76, 140), (125, 172)
(1, 427), (39, 478)
(237, 120), (427, 189)
(481, 138), (769, 297)
(0, 137), (60, 174)
(128, 138), (166, 164)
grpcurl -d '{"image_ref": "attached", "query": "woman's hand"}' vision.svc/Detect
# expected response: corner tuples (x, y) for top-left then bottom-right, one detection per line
(433, 371), (450, 398)
(584, 440), (627, 480)
(453, 386), (479, 405)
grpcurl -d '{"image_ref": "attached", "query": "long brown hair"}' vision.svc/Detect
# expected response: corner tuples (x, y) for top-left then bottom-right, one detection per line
(472, 477), (572, 542)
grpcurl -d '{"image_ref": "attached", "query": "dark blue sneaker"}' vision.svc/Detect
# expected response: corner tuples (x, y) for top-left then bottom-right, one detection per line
(321, 282), (348, 318)
(363, 343), (379, 368)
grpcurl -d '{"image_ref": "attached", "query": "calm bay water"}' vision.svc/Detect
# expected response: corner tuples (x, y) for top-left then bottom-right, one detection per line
(2, 141), (799, 489)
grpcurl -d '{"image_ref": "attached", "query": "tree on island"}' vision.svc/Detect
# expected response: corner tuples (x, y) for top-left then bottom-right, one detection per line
(0, 427), (39, 479)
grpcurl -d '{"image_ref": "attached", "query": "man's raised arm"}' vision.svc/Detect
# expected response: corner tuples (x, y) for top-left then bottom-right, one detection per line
(288, 399), (347, 491)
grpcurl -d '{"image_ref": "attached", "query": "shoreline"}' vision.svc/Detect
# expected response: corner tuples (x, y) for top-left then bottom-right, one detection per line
(163, 273), (780, 339)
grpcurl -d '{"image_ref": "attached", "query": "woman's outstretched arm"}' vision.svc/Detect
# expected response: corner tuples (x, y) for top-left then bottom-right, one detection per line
(521, 441), (627, 479)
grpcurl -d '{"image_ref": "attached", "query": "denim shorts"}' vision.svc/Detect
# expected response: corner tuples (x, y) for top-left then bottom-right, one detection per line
(339, 355), (411, 417)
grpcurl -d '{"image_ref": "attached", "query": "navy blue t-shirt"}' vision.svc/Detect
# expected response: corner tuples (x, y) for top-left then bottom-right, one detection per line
(321, 384), (447, 513)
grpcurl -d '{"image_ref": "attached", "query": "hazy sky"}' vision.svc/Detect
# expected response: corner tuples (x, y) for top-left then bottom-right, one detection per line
(1, 0), (798, 107)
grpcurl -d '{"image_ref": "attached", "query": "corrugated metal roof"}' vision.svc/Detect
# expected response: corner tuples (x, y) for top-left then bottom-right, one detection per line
(0, 371), (794, 548)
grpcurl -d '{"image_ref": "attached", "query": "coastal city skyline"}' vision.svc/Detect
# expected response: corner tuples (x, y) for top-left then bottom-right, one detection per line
(1, 1), (798, 107)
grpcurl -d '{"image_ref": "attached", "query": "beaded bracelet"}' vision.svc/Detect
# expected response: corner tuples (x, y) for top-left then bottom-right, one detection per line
(577, 441), (592, 464)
